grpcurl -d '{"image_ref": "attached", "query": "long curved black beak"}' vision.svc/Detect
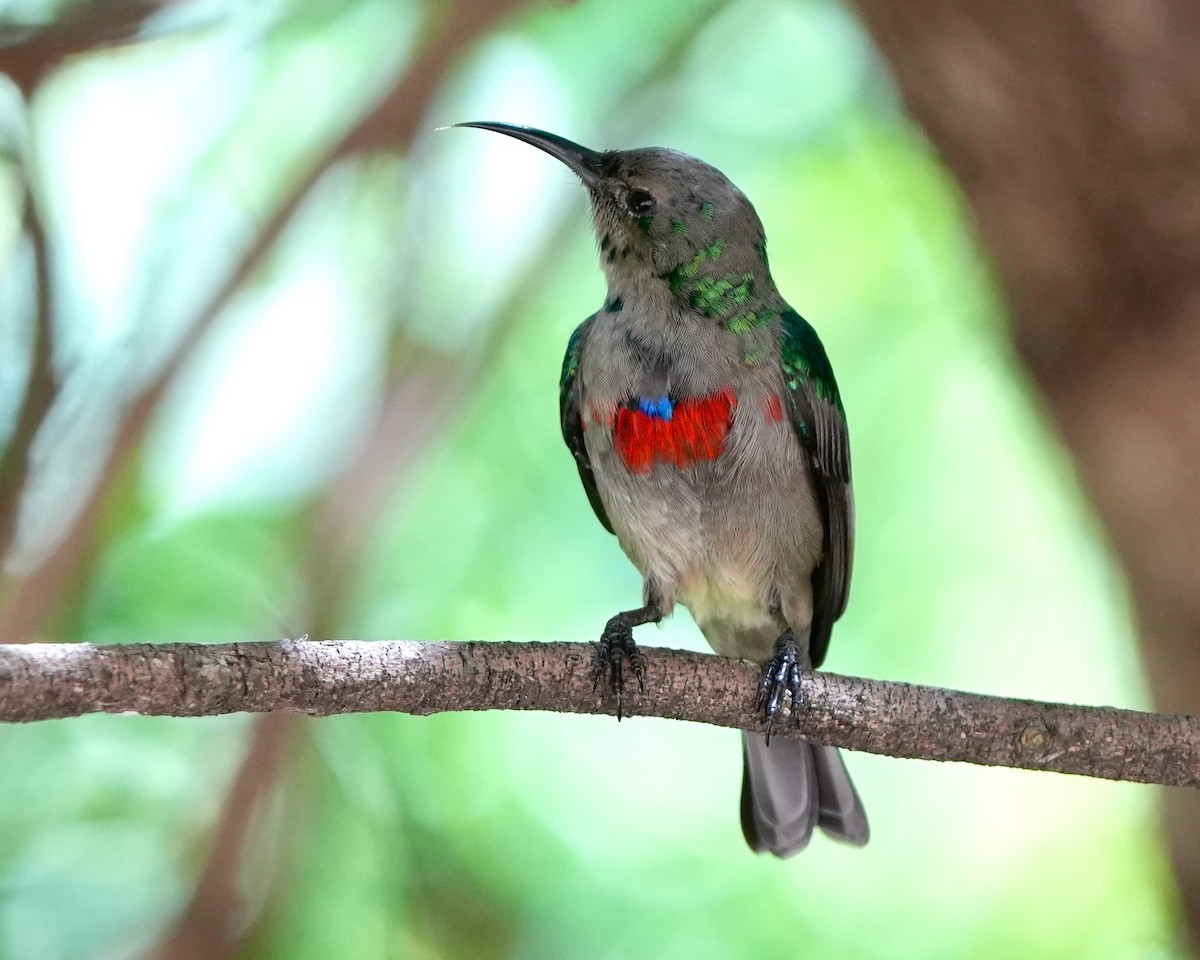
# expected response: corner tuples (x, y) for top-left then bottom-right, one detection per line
(452, 121), (605, 187)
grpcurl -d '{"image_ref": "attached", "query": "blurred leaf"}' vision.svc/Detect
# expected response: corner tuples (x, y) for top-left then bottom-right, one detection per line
(82, 511), (299, 642)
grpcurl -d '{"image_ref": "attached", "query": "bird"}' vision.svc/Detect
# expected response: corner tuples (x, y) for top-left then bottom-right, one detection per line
(455, 122), (868, 857)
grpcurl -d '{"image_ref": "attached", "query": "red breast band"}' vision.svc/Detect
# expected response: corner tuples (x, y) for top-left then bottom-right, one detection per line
(612, 390), (736, 473)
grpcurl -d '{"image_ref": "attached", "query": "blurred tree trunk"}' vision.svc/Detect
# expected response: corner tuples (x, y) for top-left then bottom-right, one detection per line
(854, 0), (1200, 941)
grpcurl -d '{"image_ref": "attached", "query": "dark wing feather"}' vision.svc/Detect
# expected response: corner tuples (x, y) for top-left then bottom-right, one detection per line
(560, 315), (613, 535)
(778, 309), (853, 668)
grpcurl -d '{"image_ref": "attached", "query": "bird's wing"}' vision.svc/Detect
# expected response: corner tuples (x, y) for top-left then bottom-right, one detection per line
(560, 314), (614, 535)
(778, 308), (853, 668)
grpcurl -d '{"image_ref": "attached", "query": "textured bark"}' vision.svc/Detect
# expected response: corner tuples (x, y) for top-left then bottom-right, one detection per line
(853, 0), (1200, 938)
(0, 639), (1197, 786)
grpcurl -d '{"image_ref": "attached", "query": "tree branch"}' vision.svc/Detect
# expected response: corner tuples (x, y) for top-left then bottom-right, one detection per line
(0, 639), (1194, 787)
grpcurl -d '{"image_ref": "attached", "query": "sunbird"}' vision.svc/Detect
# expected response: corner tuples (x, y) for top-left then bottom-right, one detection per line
(458, 122), (868, 857)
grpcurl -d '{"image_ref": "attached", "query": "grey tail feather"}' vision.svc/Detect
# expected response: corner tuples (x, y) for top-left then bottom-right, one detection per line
(740, 732), (869, 857)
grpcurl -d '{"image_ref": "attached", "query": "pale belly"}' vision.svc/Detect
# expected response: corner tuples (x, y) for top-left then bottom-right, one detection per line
(602, 464), (812, 633)
(677, 569), (777, 635)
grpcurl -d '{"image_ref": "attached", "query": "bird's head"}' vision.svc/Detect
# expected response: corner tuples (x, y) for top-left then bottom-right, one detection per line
(455, 122), (771, 296)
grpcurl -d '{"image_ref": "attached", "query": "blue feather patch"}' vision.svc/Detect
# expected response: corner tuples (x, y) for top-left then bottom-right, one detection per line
(636, 395), (674, 421)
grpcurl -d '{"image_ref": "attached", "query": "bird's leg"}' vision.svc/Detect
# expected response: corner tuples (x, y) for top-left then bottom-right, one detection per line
(593, 598), (662, 720)
(758, 628), (804, 745)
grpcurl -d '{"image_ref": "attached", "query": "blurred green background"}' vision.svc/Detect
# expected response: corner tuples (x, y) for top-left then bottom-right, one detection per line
(0, 0), (1183, 957)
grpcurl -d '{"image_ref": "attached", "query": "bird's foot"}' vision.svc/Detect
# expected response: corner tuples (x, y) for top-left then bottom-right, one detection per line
(757, 630), (803, 744)
(592, 613), (645, 721)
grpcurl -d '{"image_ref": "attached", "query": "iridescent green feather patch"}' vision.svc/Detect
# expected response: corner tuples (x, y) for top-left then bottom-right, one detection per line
(560, 318), (591, 389)
(663, 239), (726, 293)
(779, 309), (841, 409)
(727, 308), (775, 335)
(689, 273), (754, 317)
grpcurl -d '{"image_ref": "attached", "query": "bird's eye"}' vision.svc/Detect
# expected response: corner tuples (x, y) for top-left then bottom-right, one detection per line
(626, 189), (656, 215)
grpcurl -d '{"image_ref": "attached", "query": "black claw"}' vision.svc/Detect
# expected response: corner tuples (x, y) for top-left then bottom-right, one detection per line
(593, 614), (645, 720)
(757, 630), (803, 744)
